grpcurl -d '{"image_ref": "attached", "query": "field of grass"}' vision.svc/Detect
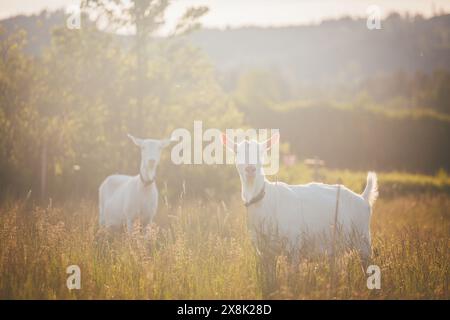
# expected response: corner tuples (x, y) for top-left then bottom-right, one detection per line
(0, 170), (449, 299)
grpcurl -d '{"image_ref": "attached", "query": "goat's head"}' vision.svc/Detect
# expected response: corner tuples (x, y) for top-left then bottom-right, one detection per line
(222, 132), (279, 201)
(128, 134), (173, 182)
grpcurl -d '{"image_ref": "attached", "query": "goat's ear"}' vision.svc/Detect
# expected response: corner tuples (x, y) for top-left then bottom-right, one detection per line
(160, 134), (178, 148)
(160, 138), (173, 148)
(262, 132), (280, 150)
(127, 133), (142, 147)
(221, 132), (236, 153)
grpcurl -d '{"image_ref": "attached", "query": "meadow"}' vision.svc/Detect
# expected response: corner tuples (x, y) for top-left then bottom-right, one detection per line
(0, 168), (448, 299)
(1, 2), (449, 302)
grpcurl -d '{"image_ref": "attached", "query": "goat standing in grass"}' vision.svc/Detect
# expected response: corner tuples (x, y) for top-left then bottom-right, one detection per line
(222, 133), (378, 262)
(99, 134), (173, 232)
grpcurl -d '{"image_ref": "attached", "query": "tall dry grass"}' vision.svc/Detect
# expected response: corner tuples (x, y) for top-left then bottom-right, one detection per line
(0, 193), (448, 299)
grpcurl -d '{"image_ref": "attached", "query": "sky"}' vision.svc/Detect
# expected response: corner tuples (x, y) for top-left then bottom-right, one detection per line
(1, 0), (449, 28)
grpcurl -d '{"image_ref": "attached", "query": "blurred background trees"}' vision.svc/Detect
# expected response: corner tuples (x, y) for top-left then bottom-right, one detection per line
(0, 2), (241, 200)
(0, 8), (449, 201)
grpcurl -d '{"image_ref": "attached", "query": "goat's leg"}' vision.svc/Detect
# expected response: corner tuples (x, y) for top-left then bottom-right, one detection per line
(126, 216), (135, 233)
(358, 236), (372, 269)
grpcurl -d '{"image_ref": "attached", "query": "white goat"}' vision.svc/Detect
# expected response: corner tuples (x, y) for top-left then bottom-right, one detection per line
(222, 133), (378, 260)
(99, 134), (172, 232)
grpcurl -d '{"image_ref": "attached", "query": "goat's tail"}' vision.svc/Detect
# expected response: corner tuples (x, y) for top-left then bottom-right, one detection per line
(362, 171), (378, 207)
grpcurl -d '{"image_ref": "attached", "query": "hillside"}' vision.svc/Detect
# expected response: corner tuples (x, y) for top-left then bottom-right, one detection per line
(1, 10), (450, 85)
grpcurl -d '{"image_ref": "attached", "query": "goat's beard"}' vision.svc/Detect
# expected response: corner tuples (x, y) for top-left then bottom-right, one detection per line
(245, 175), (255, 186)
(141, 166), (155, 182)
(240, 174), (265, 204)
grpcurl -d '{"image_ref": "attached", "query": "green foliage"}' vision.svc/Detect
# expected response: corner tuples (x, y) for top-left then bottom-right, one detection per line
(361, 70), (450, 114)
(2, 11), (450, 200)
(0, 23), (242, 199)
(244, 104), (450, 174)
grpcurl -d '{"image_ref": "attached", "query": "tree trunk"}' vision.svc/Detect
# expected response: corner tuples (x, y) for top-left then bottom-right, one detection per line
(135, 0), (146, 136)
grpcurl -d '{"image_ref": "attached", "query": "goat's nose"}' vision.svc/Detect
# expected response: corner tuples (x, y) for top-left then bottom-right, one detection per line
(245, 166), (256, 174)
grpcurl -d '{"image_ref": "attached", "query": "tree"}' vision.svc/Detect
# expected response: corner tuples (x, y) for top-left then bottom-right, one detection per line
(0, 5), (242, 200)
(85, 0), (208, 135)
